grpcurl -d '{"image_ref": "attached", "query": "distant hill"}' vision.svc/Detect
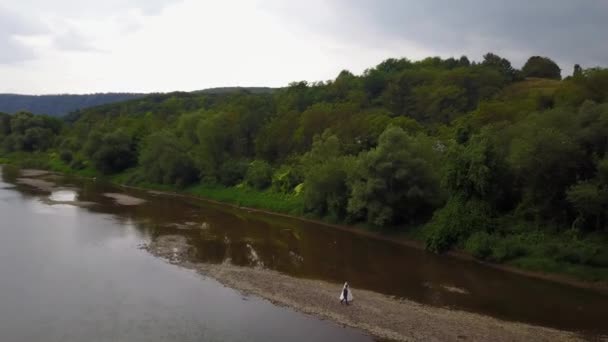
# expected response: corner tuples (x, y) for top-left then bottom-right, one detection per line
(0, 93), (146, 117)
(194, 87), (277, 95)
(0, 87), (277, 117)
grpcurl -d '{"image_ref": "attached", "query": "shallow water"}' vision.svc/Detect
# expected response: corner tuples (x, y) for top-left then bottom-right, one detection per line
(0, 167), (373, 342)
(48, 189), (77, 202)
(2, 166), (608, 339)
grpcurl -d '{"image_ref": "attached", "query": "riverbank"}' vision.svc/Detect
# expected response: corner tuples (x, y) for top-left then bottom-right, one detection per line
(3, 160), (608, 293)
(144, 234), (582, 342)
(6, 165), (608, 340)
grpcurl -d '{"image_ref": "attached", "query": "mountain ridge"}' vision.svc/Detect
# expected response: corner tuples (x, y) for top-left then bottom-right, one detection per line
(0, 87), (278, 117)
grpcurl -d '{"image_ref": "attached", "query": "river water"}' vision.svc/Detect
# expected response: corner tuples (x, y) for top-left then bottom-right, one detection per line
(1, 166), (607, 340)
(0, 167), (373, 342)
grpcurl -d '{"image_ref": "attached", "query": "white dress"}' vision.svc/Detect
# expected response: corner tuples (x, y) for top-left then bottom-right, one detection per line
(339, 286), (354, 302)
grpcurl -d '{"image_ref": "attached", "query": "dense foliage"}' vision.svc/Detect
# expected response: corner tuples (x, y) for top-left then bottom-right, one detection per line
(522, 56), (562, 80)
(2, 53), (608, 280)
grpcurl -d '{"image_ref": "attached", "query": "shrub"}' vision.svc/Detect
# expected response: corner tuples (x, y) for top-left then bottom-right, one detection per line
(69, 158), (87, 170)
(218, 159), (249, 186)
(272, 165), (302, 193)
(491, 235), (528, 262)
(59, 150), (73, 163)
(87, 131), (136, 174)
(139, 131), (199, 187)
(245, 160), (273, 190)
(465, 231), (495, 260)
(425, 197), (495, 253)
(555, 239), (600, 265)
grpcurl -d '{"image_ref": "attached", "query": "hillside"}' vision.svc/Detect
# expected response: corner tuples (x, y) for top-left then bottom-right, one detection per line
(195, 87), (278, 95)
(0, 87), (278, 118)
(1, 53), (608, 283)
(0, 93), (146, 117)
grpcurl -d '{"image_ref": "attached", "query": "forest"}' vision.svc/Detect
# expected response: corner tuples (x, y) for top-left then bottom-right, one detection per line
(1, 53), (607, 281)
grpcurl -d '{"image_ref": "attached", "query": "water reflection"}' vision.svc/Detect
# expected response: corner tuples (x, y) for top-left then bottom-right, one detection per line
(49, 190), (77, 202)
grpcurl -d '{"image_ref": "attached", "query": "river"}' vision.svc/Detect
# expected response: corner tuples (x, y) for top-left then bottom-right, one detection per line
(0, 166), (607, 341)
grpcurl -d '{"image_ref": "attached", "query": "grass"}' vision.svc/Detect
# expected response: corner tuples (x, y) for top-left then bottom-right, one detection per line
(0, 151), (304, 216)
(464, 229), (608, 282)
(0, 151), (95, 177)
(508, 256), (608, 283)
(185, 183), (304, 215)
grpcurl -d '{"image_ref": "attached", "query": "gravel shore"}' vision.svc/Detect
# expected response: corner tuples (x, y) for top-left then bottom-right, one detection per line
(145, 235), (582, 342)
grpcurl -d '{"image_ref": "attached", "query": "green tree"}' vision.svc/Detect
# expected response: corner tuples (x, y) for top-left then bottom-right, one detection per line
(573, 64), (583, 79)
(522, 56), (562, 80)
(301, 132), (353, 220)
(509, 127), (582, 221)
(482, 52), (521, 82)
(426, 133), (508, 252)
(87, 130), (136, 174)
(426, 196), (495, 253)
(0, 112), (10, 137)
(348, 126), (442, 226)
(139, 131), (199, 187)
(567, 158), (608, 231)
(218, 159), (249, 186)
(245, 160), (273, 190)
(22, 127), (54, 151)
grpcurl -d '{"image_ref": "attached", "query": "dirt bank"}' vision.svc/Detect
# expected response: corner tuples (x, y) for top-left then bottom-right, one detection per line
(144, 235), (583, 342)
(103, 193), (146, 206)
(16, 177), (56, 192)
(20, 169), (52, 177)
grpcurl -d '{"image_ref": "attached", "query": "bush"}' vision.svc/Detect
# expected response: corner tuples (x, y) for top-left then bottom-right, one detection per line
(69, 157), (87, 170)
(245, 160), (273, 190)
(555, 239), (601, 265)
(87, 131), (136, 174)
(59, 150), (73, 163)
(426, 197), (495, 253)
(303, 156), (354, 220)
(347, 126), (442, 226)
(589, 249), (608, 268)
(465, 231), (495, 260)
(272, 165), (302, 193)
(139, 131), (199, 187)
(218, 159), (249, 186)
(491, 235), (528, 262)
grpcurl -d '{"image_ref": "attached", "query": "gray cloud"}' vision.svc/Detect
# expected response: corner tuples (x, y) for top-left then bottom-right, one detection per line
(0, 37), (35, 64)
(1, 1), (181, 59)
(14, 0), (179, 17)
(0, 7), (45, 64)
(350, 1), (607, 67)
(53, 30), (100, 52)
(270, 0), (608, 71)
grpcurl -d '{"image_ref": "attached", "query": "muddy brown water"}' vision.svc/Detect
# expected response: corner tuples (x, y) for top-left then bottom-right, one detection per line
(0, 167), (374, 342)
(1, 166), (607, 340)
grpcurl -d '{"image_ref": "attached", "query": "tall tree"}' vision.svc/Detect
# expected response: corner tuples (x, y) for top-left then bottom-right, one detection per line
(522, 56), (562, 80)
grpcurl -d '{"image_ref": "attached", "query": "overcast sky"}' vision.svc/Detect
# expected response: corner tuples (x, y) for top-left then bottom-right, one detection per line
(1, 0), (606, 94)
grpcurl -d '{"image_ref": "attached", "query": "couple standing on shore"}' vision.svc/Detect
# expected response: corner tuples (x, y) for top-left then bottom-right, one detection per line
(340, 282), (353, 305)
